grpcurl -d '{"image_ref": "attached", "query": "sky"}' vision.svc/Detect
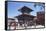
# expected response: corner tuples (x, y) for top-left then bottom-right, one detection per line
(8, 2), (44, 18)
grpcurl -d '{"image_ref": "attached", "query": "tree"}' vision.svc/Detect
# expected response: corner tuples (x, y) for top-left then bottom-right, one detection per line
(34, 3), (45, 10)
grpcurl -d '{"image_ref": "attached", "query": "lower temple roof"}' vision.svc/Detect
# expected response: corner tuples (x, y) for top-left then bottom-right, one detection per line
(15, 14), (35, 20)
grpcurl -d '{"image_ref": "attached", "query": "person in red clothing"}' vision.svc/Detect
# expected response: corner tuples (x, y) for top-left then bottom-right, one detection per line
(10, 21), (16, 30)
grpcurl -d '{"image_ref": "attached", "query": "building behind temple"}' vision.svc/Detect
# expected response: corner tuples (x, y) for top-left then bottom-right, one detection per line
(36, 11), (45, 26)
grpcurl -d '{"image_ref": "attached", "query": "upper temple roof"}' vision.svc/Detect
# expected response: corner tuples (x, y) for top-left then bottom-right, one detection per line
(18, 6), (33, 13)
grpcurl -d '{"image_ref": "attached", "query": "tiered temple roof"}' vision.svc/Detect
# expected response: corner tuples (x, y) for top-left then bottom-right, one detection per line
(15, 6), (35, 20)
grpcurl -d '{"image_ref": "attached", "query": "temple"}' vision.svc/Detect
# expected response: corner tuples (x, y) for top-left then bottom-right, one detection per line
(15, 6), (35, 27)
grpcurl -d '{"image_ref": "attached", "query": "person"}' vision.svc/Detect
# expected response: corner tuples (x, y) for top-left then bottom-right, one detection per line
(10, 21), (16, 30)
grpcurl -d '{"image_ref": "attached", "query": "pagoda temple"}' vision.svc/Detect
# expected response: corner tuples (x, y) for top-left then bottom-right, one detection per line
(15, 6), (35, 27)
